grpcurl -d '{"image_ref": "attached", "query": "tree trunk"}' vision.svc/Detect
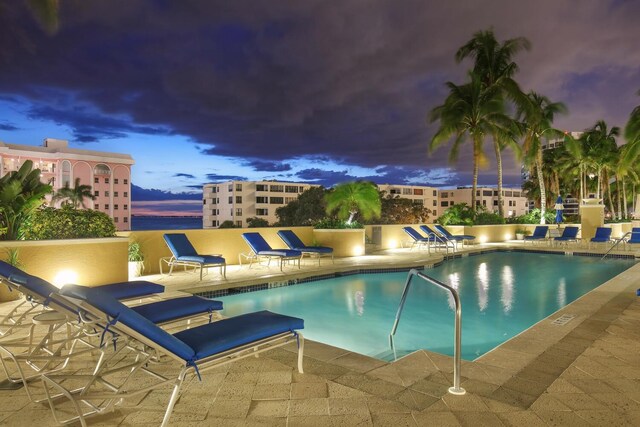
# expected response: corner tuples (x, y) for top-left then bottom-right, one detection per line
(347, 211), (356, 225)
(494, 140), (504, 218)
(536, 152), (546, 225)
(616, 177), (622, 220)
(579, 165), (584, 202)
(472, 137), (480, 212)
(622, 178), (628, 220)
(605, 171), (615, 219)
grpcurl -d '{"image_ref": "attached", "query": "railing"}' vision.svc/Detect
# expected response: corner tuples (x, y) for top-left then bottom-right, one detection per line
(425, 233), (453, 256)
(601, 231), (631, 260)
(389, 269), (465, 395)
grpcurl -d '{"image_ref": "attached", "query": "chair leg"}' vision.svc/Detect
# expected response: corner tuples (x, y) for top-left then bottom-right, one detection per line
(297, 333), (305, 374)
(161, 367), (188, 427)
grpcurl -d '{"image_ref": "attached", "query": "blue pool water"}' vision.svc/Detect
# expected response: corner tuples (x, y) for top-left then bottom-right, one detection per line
(218, 252), (634, 361)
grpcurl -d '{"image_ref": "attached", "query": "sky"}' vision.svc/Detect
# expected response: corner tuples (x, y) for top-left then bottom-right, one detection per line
(1, 0), (639, 216)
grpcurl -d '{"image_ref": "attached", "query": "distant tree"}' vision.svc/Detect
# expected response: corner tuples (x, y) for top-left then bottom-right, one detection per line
(0, 160), (52, 240)
(374, 192), (432, 224)
(436, 203), (475, 226)
(325, 182), (381, 225)
(22, 205), (116, 239)
(275, 186), (327, 226)
(218, 220), (236, 228)
(247, 217), (269, 228)
(52, 177), (96, 208)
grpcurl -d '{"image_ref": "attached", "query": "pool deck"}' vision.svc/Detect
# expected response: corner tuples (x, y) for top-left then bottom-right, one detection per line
(1, 241), (640, 426)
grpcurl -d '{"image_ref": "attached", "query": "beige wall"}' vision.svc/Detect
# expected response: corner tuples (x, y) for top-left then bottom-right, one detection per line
(0, 238), (128, 292)
(313, 229), (365, 257)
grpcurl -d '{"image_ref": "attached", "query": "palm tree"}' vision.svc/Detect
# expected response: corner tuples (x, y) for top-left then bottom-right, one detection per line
(430, 73), (514, 211)
(625, 90), (640, 145)
(0, 160), (52, 240)
(582, 121), (620, 210)
(518, 92), (567, 224)
(325, 182), (381, 225)
(52, 178), (96, 208)
(455, 29), (529, 216)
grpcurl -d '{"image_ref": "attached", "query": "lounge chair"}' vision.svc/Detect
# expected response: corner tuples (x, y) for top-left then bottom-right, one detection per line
(419, 225), (456, 251)
(589, 227), (612, 249)
(554, 226), (580, 246)
(523, 226), (548, 243)
(0, 262), (223, 400)
(163, 233), (226, 280)
(434, 225), (476, 247)
(242, 232), (302, 271)
(43, 284), (304, 427)
(402, 227), (431, 250)
(625, 227), (640, 250)
(277, 230), (334, 265)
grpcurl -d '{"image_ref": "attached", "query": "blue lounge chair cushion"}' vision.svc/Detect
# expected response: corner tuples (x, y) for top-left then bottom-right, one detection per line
(524, 226), (548, 240)
(243, 233), (302, 257)
(627, 228), (640, 244)
(555, 227), (579, 241)
(404, 227), (428, 242)
(591, 228), (612, 242)
(258, 249), (302, 258)
(99, 281), (165, 300)
(419, 226), (448, 243)
(164, 233), (199, 257)
(434, 225), (475, 241)
(277, 230), (333, 254)
(131, 296), (222, 324)
(174, 310), (303, 360)
(177, 255), (225, 264)
(60, 284), (196, 361)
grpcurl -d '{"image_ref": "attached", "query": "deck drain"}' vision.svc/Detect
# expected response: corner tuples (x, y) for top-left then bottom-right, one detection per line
(552, 314), (576, 325)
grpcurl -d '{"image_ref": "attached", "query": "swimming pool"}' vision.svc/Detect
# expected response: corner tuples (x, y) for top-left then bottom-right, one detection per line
(217, 251), (635, 361)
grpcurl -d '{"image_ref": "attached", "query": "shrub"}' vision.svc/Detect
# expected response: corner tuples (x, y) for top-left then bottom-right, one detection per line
(22, 206), (116, 239)
(509, 208), (556, 224)
(247, 217), (269, 228)
(218, 220), (237, 228)
(436, 203), (474, 226)
(313, 218), (364, 229)
(474, 211), (505, 225)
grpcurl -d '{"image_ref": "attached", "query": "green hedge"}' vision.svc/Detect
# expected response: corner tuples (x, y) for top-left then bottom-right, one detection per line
(22, 206), (116, 240)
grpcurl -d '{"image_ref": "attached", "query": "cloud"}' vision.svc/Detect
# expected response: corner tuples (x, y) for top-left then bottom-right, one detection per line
(0, 121), (19, 131)
(131, 184), (200, 201)
(244, 160), (292, 172)
(173, 173), (196, 179)
(205, 173), (247, 182)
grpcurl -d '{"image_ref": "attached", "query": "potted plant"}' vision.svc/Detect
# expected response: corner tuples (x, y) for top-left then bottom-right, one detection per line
(128, 241), (145, 278)
(514, 227), (530, 240)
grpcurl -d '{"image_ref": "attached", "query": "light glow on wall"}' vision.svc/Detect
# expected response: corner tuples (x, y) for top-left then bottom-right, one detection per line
(352, 245), (365, 256)
(503, 233), (512, 241)
(53, 269), (78, 288)
(479, 235), (488, 244)
(386, 239), (398, 249)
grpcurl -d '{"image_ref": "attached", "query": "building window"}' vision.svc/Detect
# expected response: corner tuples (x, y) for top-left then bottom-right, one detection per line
(114, 191), (118, 197)
(256, 208), (268, 216)
(114, 178), (119, 184)
(505, 191), (513, 197)
(483, 190), (492, 196)
(114, 217), (119, 223)
(94, 204), (98, 210)
(413, 199), (424, 205)
(482, 200), (487, 206)
(236, 183), (242, 191)
(270, 197), (284, 204)
(114, 204), (118, 210)
(94, 190), (99, 197)
(105, 191), (109, 197)
(413, 189), (423, 195)
(441, 192), (448, 198)
(123, 217), (128, 223)
(493, 200), (498, 206)
(124, 204), (128, 210)
(440, 201), (448, 207)
(124, 192), (128, 197)
(236, 208), (242, 216)
(213, 220), (219, 227)
(403, 188), (412, 195)
(94, 177), (99, 184)
(228, 184), (233, 192)
(270, 185), (284, 192)
(256, 196), (268, 204)
(203, 199), (206, 205)
(433, 200), (437, 206)
(235, 220), (243, 227)
(236, 196), (242, 203)
(124, 179), (128, 185)
(104, 204), (109, 210)
(433, 210), (437, 216)
(228, 196), (233, 204)
(285, 197), (296, 204)
(433, 190), (437, 197)
(256, 184), (268, 191)
(105, 178), (110, 184)
(390, 189), (401, 195)
(285, 185), (298, 193)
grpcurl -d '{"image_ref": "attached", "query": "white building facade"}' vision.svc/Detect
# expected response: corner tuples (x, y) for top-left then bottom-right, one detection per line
(376, 184), (440, 217)
(439, 186), (528, 217)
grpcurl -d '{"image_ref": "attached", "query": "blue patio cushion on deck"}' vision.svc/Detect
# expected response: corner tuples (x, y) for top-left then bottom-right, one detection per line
(60, 284), (195, 361)
(99, 281), (165, 300)
(164, 233), (198, 258)
(419, 226), (448, 243)
(259, 249), (302, 257)
(131, 296), (222, 324)
(434, 225), (475, 240)
(404, 227), (428, 242)
(174, 310), (303, 360)
(243, 233), (301, 257)
(591, 227), (612, 242)
(524, 226), (548, 240)
(555, 227), (579, 240)
(277, 230), (333, 253)
(176, 255), (225, 264)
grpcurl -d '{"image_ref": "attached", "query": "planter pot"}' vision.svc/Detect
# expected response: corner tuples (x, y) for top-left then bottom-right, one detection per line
(515, 233), (524, 240)
(312, 229), (365, 257)
(128, 261), (144, 279)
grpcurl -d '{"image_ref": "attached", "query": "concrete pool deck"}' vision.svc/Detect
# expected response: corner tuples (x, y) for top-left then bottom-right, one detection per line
(1, 241), (639, 425)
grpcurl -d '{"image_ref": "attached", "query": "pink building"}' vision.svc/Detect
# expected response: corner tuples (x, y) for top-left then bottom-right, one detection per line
(0, 138), (134, 231)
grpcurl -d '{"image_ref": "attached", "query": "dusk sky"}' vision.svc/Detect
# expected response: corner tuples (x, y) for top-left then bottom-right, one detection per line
(1, 1), (639, 216)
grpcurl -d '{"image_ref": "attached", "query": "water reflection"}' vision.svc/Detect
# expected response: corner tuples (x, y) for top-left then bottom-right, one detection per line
(447, 273), (460, 310)
(477, 262), (489, 311)
(557, 278), (566, 308)
(501, 265), (514, 314)
(355, 291), (365, 316)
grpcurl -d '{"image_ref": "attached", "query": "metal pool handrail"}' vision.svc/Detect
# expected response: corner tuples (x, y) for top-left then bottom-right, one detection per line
(389, 269), (465, 395)
(601, 231), (631, 260)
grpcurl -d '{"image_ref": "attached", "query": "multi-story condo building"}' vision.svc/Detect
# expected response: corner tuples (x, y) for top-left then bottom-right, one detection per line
(439, 186), (528, 218)
(0, 138), (134, 231)
(203, 180), (321, 228)
(376, 184), (440, 217)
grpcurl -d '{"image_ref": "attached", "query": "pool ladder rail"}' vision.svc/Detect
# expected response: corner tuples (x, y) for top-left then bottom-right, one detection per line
(389, 269), (466, 396)
(601, 231), (631, 260)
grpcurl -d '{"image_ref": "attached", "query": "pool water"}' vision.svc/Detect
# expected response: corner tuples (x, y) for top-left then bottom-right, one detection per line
(217, 252), (634, 361)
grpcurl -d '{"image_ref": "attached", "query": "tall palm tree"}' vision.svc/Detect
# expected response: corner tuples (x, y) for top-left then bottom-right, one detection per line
(455, 29), (529, 216)
(582, 121), (619, 207)
(430, 73), (514, 211)
(518, 92), (567, 224)
(325, 181), (381, 225)
(625, 90), (640, 145)
(622, 90), (640, 217)
(52, 177), (95, 208)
